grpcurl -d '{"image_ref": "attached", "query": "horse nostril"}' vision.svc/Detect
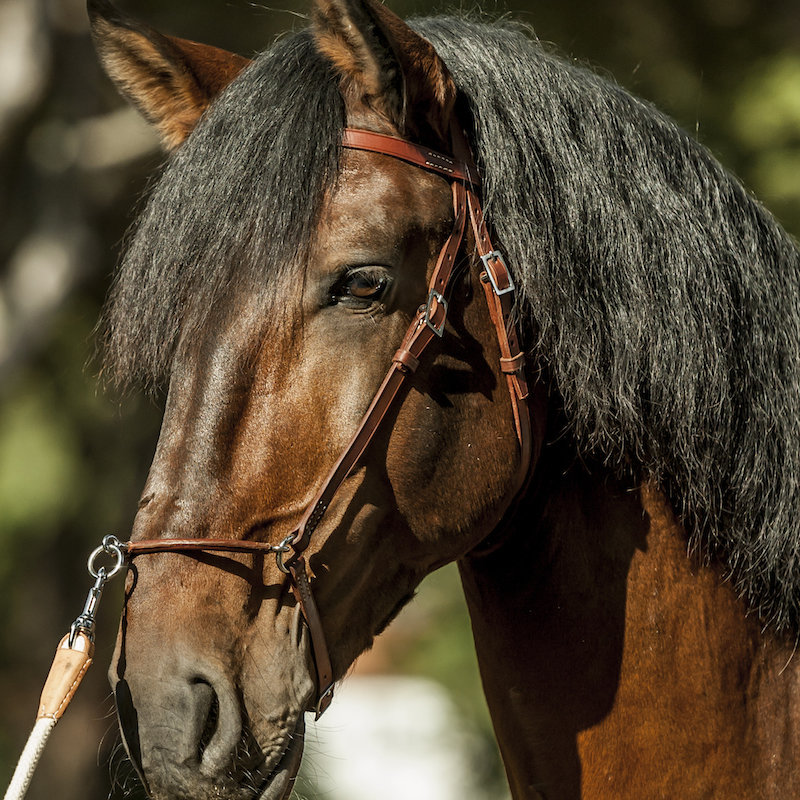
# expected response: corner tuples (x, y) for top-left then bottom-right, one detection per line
(196, 681), (220, 761)
(114, 667), (242, 785)
(189, 674), (242, 776)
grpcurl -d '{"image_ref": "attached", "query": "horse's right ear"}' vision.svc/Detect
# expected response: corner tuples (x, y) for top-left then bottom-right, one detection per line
(87, 0), (251, 151)
(312, 0), (456, 148)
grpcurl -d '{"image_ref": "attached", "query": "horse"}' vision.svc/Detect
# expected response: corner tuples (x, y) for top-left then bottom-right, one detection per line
(88, 0), (800, 797)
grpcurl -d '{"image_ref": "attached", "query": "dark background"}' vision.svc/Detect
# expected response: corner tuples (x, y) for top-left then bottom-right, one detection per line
(1, 0), (799, 798)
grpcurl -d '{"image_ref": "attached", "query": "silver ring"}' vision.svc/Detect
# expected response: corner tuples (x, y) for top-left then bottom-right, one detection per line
(88, 536), (126, 579)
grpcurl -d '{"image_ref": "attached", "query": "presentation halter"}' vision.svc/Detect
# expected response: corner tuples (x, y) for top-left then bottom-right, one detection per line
(121, 123), (532, 717)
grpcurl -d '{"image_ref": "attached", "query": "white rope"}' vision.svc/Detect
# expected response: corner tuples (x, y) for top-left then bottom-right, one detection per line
(3, 718), (57, 800)
(2, 538), (125, 800)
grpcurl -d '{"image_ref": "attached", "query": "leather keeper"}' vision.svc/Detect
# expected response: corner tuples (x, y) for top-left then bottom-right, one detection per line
(392, 348), (420, 373)
(512, 375), (530, 401)
(500, 353), (526, 374)
(482, 262), (512, 293)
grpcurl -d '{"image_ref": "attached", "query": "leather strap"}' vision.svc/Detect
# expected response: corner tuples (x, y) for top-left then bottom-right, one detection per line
(123, 124), (531, 719)
(287, 179), (468, 559)
(450, 124), (531, 493)
(342, 129), (480, 187)
(127, 538), (284, 556)
(288, 558), (334, 717)
(126, 538), (334, 719)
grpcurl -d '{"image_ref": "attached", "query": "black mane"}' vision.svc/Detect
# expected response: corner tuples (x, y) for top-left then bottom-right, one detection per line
(102, 18), (800, 631)
(100, 30), (345, 389)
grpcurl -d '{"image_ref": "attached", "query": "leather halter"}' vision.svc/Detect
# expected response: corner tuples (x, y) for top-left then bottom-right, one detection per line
(124, 124), (532, 718)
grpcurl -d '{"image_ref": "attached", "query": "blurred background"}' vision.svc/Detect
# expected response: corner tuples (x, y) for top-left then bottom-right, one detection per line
(1, 0), (799, 798)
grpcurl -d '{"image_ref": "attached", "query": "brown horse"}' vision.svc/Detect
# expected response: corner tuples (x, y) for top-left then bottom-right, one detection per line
(89, 0), (800, 797)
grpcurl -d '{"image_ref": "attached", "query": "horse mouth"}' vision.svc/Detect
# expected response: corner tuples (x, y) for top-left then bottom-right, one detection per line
(254, 717), (305, 800)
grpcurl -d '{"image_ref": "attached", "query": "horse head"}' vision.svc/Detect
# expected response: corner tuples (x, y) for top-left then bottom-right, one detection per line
(89, 0), (543, 797)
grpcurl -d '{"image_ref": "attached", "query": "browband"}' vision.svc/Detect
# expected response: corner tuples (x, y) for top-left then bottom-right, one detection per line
(342, 129), (481, 187)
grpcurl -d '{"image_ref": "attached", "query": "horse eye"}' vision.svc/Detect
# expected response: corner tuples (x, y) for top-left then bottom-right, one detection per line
(347, 270), (386, 299)
(332, 267), (390, 306)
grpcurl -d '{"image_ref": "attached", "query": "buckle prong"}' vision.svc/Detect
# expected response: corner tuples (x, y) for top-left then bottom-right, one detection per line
(315, 683), (335, 719)
(273, 534), (295, 574)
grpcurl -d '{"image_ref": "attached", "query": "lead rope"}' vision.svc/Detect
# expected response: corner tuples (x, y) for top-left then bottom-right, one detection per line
(3, 536), (127, 800)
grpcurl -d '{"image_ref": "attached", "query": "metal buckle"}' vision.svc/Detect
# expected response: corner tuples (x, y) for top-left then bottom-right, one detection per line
(480, 251), (515, 296)
(315, 682), (335, 719)
(423, 289), (448, 337)
(272, 534), (295, 574)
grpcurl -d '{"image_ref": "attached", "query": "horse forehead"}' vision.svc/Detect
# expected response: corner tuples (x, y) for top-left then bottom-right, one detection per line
(321, 149), (452, 239)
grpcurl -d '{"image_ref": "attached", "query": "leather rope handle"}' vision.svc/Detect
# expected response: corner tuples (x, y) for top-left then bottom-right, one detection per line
(37, 633), (94, 721)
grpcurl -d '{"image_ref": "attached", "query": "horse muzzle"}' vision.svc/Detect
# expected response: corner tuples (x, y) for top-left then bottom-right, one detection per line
(110, 594), (314, 800)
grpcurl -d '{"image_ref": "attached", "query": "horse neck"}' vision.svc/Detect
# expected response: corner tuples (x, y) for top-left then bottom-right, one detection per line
(458, 444), (800, 800)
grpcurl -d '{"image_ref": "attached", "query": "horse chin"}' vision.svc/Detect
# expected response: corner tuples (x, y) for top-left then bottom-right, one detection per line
(255, 717), (305, 800)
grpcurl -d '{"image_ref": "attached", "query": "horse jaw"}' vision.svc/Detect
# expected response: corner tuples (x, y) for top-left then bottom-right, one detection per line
(108, 133), (525, 799)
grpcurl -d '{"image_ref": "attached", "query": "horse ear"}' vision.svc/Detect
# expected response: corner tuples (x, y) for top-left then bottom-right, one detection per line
(87, 0), (251, 151)
(312, 0), (456, 147)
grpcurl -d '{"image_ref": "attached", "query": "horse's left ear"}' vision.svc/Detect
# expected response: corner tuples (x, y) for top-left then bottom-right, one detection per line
(312, 0), (456, 147)
(88, 0), (251, 151)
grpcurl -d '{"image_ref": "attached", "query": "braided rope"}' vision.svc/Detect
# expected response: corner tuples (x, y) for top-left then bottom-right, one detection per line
(3, 718), (57, 800)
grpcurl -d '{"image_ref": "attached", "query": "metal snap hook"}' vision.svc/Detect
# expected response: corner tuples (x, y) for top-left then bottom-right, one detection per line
(70, 535), (128, 647)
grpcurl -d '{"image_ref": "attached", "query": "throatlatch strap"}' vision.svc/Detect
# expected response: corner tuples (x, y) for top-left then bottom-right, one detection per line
(450, 123), (531, 492)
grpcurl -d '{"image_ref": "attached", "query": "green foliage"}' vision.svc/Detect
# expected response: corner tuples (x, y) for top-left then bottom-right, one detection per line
(0, 379), (82, 540)
(731, 52), (800, 227)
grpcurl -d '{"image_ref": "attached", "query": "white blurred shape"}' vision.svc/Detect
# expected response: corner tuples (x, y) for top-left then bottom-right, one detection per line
(27, 107), (159, 174)
(76, 106), (159, 169)
(0, 0), (48, 138)
(7, 231), (76, 316)
(304, 676), (485, 800)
